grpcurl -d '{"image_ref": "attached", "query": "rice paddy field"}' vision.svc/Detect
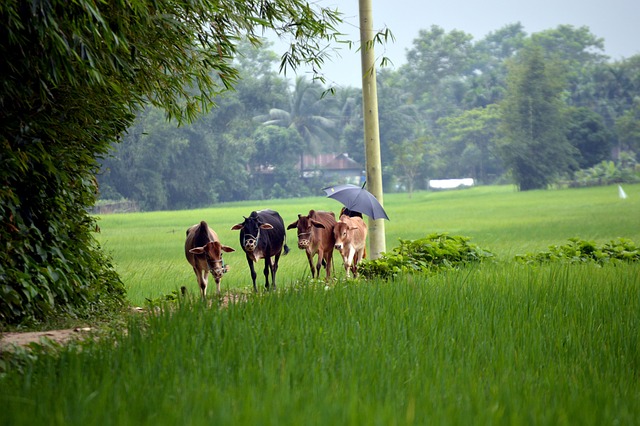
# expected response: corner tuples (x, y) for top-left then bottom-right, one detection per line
(1, 184), (639, 425)
(96, 184), (640, 305)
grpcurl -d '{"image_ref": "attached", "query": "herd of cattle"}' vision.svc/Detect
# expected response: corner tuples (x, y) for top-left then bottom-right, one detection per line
(185, 209), (368, 296)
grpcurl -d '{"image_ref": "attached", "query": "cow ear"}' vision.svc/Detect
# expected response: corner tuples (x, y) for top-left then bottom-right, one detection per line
(189, 247), (205, 254)
(286, 221), (298, 230)
(310, 220), (325, 229)
(260, 223), (274, 230)
(221, 245), (235, 253)
(231, 223), (243, 230)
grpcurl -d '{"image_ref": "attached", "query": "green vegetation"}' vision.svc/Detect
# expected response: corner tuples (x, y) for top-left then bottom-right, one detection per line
(98, 23), (640, 209)
(498, 45), (575, 190)
(1, 264), (639, 425)
(2, 184), (639, 424)
(0, 0), (345, 325)
(93, 184), (640, 306)
(516, 237), (640, 264)
(358, 233), (494, 279)
(4, 2), (640, 325)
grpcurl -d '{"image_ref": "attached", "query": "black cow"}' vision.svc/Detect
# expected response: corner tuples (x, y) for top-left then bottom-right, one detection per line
(231, 210), (289, 292)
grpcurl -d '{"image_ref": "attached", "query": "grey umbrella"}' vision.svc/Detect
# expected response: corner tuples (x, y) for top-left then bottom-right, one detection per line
(322, 184), (390, 220)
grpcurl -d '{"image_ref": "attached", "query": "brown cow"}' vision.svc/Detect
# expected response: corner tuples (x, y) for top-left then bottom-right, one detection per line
(185, 221), (235, 297)
(332, 215), (367, 277)
(287, 210), (336, 279)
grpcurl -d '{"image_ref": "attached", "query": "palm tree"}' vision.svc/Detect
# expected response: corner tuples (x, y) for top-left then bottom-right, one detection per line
(255, 76), (339, 154)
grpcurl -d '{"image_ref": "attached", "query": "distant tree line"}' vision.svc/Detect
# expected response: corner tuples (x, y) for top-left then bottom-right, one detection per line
(98, 23), (640, 210)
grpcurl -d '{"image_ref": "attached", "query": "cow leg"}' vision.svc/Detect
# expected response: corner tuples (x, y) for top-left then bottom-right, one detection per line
(315, 250), (326, 279)
(351, 250), (360, 277)
(340, 253), (350, 276)
(345, 246), (357, 278)
(194, 266), (208, 297)
(351, 249), (362, 277)
(263, 257), (272, 291)
(247, 255), (258, 292)
(306, 251), (316, 279)
(202, 270), (209, 297)
(323, 250), (333, 280)
(314, 253), (323, 279)
(271, 252), (281, 291)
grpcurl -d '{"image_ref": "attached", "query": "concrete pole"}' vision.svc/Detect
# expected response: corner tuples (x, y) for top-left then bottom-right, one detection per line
(359, 0), (386, 258)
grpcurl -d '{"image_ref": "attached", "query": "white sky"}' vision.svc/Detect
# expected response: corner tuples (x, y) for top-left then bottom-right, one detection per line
(274, 0), (640, 88)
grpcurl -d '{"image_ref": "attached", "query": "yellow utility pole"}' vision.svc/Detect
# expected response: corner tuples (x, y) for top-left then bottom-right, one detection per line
(359, 0), (386, 258)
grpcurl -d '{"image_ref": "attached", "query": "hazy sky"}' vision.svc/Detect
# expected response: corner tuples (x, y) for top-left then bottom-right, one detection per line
(276, 0), (640, 88)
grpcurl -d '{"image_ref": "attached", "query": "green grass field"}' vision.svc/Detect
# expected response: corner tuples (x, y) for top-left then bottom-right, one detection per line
(96, 184), (640, 305)
(1, 263), (638, 425)
(2, 184), (638, 425)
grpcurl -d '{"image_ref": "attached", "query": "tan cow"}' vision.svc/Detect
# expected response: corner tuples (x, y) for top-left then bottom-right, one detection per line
(332, 215), (367, 277)
(185, 221), (235, 297)
(287, 210), (336, 279)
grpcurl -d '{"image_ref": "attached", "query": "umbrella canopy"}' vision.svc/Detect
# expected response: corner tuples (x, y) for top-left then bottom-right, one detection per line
(322, 184), (389, 220)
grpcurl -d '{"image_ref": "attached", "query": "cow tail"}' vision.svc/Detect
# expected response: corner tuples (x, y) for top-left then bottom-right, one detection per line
(283, 234), (290, 255)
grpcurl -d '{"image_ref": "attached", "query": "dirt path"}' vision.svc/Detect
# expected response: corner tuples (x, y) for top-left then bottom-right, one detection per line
(1, 294), (246, 351)
(0, 327), (94, 350)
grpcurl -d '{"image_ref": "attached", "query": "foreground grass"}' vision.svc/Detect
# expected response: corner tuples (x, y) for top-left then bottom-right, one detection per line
(1, 263), (638, 425)
(97, 184), (640, 306)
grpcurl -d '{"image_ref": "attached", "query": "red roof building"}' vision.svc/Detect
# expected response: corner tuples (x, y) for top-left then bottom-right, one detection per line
(300, 153), (365, 185)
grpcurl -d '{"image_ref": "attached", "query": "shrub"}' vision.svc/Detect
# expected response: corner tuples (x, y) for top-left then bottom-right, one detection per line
(514, 237), (640, 265)
(568, 152), (640, 188)
(358, 233), (494, 279)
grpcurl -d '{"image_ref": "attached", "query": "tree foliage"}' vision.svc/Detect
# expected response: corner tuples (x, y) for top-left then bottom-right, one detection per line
(94, 21), (640, 209)
(97, 24), (640, 208)
(616, 99), (640, 153)
(565, 107), (613, 169)
(437, 105), (502, 183)
(254, 76), (339, 153)
(0, 0), (344, 324)
(498, 46), (577, 190)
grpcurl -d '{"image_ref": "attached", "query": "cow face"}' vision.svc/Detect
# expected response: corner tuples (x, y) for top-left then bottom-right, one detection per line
(333, 222), (350, 251)
(189, 241), (235, 282)
(287, 214), (313, 250)
(232, 216), (273, 252)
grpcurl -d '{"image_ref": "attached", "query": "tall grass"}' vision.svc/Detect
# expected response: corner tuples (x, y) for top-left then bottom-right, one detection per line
(96, 184), (640, 305)
(2, 263), (638, 425)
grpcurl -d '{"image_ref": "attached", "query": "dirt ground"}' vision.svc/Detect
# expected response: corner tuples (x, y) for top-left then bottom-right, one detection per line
(1, 294), (245, 351)
(0, 327), (94, 350)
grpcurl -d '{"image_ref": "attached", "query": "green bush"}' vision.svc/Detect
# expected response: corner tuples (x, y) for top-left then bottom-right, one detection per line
(0, 137), (127, 325)
(568, 152), (640, 187)
(515, 237), (640, 264)
(358, 233), (494, 279)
